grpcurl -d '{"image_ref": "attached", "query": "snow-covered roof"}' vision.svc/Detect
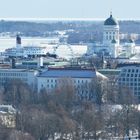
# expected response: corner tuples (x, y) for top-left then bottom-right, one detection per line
(0, 105), (16, 114)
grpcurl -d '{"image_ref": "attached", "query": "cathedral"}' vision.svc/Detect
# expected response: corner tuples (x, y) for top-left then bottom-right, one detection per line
(88, 13), (139, 58)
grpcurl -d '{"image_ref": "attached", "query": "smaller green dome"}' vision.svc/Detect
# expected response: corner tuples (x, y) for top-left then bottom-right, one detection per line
(111, 39), (117, 44)
(129, 39), (134, 43)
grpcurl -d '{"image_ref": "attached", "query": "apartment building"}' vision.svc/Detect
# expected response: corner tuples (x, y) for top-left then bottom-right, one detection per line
(37, 68), (107, 100)
(0, 69), (38, 88)
(118, 65), (140, 100)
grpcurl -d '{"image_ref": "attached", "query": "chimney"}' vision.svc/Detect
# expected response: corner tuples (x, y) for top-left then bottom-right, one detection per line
(16, 34), (22, 49)
(38, 57), (44, 68)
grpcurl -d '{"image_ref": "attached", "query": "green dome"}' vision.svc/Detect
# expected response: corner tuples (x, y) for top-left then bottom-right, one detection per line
(129, 39), (134, 43)
(111, 39), (117, 44)
(104, 14), (118, 26)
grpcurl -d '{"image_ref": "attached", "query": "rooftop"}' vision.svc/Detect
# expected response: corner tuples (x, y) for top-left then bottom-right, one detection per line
(117, 63), (140, 68)
(38, 68), (106, 79)
(99, 69), (120, 75)
(0, 68), (38, 72)
(104, 14), (118, 26)
(0, 105), (16, 114)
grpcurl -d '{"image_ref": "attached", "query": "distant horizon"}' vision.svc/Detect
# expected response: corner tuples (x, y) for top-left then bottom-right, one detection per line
(1, 17), (140, 22)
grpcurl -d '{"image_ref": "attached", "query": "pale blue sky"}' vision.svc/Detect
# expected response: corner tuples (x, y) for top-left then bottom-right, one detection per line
(0, 0), (139, 19)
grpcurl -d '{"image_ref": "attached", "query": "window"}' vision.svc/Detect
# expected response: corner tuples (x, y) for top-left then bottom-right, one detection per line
(122, 78), (125, 81)
(106, 36), (108, 40)
(121, 73), (125, 77)
(130, 78), (133, 81)
(130, 83), (133, 86)
(126, 78), (129, 81)
(134, 78), (137, 81)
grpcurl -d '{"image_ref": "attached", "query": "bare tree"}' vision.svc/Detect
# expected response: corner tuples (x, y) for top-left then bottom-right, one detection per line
(4, 79), (33, 107)
(8, 130), (35, 140)
(53, 77), (76, 110)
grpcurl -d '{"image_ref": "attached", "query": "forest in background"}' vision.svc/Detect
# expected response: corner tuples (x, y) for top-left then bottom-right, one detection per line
(0, 20), (140, 43)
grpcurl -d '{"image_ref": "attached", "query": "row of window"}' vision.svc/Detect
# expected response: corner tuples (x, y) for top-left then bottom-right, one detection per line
(45, 79), (89, 84)
(0, 73), (27, 77)
(134, 92), (140, 96)
(105, 35), (118, 40)
(24, 51), (45, 54)
(120, 73), (140, 77)
(106, 32), (116, 35)
(0, 77), (28, 82)
(119, 82), (140, 87)
(41, 83), (89, 89)
(24, 48), (44, 51)
(42, 84), (56, 88)
(120, 77), (140, 82)
(122, 69), (139, 73)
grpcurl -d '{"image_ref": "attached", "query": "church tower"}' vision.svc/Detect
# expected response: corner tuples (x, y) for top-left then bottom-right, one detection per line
(103, 13), (119, 46)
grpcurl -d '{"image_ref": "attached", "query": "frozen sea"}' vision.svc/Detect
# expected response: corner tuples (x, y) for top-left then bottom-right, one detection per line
(0, 37), (87, 59)
(0, 37), (57, 51)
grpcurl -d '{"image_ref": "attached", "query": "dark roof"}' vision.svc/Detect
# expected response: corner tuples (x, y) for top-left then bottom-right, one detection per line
(104, 14), (118, 26)
(38, 69), (97, 78)
(117, 63), (140, 68)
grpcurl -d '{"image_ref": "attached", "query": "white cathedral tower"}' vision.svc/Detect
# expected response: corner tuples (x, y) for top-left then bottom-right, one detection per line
(103, 13), (119, 46)
(87, 13), (138, 58)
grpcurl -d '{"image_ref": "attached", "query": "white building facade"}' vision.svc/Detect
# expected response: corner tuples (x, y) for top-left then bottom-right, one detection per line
(88, 13), (137, 58)
(103, 14), (119, 46)
(37, 68), (107, 100)
(0, 69), (38, 88)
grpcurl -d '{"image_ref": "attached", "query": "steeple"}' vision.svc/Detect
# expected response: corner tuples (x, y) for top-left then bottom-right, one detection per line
(104, 12), (118, 26)
(110, 11), (112, 17)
